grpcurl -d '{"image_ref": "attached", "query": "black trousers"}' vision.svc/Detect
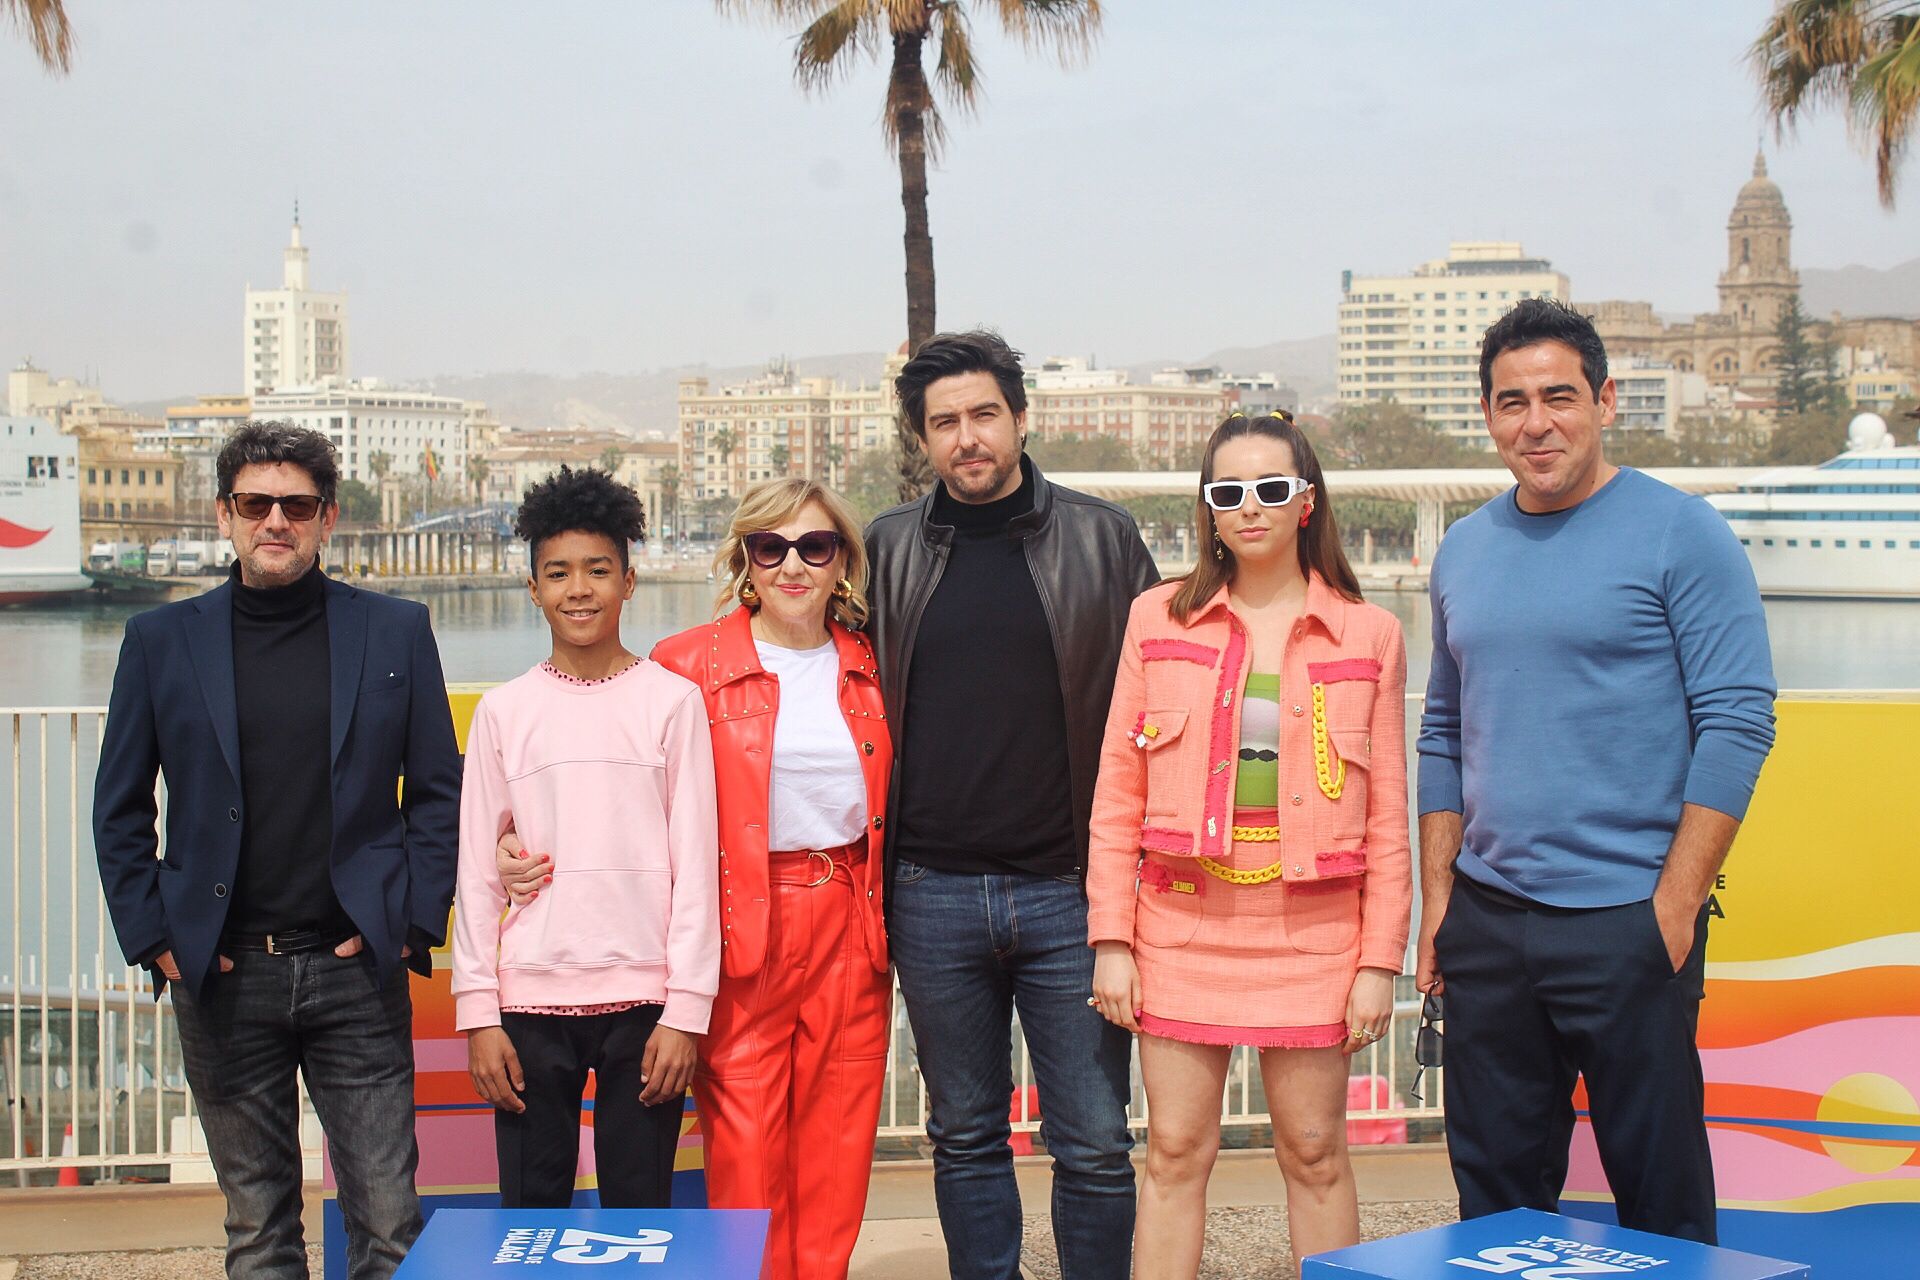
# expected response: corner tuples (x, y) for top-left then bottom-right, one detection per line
(495, 1006), (684, 1209)
(1434, 874), (1717, 1244)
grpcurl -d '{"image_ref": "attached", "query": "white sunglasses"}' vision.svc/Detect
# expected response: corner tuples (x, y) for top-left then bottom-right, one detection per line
(1201, 475), (1310, 512)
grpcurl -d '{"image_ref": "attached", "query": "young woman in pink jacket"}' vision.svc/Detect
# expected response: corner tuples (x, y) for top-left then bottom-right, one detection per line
(1087, 411), (1412, 1277)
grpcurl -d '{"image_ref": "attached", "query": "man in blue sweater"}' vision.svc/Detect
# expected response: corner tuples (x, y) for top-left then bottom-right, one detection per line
(1415, 300), (1776, 1245)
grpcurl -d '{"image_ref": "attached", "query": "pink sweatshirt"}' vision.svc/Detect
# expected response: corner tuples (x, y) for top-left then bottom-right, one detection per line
(451, 660), (720, 1034)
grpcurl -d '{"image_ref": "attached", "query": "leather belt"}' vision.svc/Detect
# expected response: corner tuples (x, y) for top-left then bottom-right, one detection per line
(221, 926), (358, 956)
(768, 841), (866, 887)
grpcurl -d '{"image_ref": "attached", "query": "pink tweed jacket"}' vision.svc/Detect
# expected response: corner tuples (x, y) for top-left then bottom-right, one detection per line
(1086, 575), (1412, 975)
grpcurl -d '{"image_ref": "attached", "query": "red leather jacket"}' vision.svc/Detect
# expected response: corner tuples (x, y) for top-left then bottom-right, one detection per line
(651, 607), (891, 979)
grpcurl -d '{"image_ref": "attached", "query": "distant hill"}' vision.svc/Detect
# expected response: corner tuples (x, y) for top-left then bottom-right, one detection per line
(411, 335), (1339, 435)
(1799, 257), (1920, 319)
(413, 353), (893, 436)
(126, 335), (1340, 436)
(1124, 334), (1339, 405)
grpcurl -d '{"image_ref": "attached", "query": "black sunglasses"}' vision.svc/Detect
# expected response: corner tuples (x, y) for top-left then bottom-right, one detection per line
(1409, 992), (1444, 1103)
(743, 529), (845, 569)
(1201, 475), (1309, 512)
(226, 492), (325, 522)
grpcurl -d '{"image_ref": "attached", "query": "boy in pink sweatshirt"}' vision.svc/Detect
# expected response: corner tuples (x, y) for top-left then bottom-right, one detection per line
(453, 467), (719, 1208)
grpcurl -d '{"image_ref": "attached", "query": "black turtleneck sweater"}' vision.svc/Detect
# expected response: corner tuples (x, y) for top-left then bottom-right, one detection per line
(894, 467), (1077, 876)
(228, 563), (348, 935)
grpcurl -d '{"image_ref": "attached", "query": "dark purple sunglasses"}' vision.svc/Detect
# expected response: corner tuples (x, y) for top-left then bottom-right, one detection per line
(743, 529), (844, 569)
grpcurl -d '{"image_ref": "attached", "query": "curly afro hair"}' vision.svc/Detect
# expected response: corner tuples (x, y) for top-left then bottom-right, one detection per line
(514, 465), (647, 570)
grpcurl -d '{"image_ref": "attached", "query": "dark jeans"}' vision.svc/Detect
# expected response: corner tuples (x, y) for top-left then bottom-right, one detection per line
(171, 948), (421, 1280)
(495, 1006), (683, 1209)
(1434, 874), (1717, 1244)
(890, 861), (1135, 1280)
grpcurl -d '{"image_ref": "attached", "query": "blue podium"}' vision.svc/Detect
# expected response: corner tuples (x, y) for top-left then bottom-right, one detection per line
(394, 1208), (770, 1278)
(1303, 1209), (1810, 1278)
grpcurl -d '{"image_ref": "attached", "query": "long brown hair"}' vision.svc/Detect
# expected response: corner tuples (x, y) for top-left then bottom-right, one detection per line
(1168, 411), (1362, 624)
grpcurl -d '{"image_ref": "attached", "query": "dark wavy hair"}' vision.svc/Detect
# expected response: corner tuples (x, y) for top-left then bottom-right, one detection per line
(895, 330), (1029, 439)
(216, 420), (339, 507)
(1168, 411), (1362, 623)
(1479, 297), (1609, 400)
(514, 465), (647, 570)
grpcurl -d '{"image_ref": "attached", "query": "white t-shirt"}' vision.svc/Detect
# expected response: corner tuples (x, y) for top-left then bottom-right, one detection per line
(754, 639), (867, 851)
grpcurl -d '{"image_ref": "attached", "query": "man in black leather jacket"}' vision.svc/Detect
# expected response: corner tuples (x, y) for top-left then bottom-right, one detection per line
(866, 331), (1159, 1280)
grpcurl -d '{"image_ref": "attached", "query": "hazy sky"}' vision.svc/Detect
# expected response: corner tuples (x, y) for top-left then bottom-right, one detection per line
(3, 1), (1915, 402)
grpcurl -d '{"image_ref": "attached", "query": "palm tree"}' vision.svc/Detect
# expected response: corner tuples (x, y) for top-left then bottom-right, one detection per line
(719, 0), (1103, 497)
(599, 444), (625, 476)
(1751, 1), (1920, 207)
(769, 442), (791, 476)
(3, 0), (73, 72)
(367, 450), (394, 526)
(467, 454), (491, 506)
(711, 427), (737, 495)
(658, 462), (681, 539)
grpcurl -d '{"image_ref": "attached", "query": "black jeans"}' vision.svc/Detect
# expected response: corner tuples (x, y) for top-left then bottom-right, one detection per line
(1434, 874), (1717, 1244)
(495, 1006), (683, 1209)
(171, 948), (421, 1280)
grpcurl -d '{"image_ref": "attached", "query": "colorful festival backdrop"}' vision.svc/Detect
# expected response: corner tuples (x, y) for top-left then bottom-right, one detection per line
(323, 691), (1920, 1275)
(1560, 697), (1920, 1274)
(322, 689), (708, 1277)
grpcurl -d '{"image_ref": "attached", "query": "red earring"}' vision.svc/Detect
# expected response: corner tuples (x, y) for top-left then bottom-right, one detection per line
(1299, 503), (1313, 528)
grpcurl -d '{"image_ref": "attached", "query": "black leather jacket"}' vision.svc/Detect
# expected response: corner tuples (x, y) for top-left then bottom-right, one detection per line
(864, 456), (1160, 879)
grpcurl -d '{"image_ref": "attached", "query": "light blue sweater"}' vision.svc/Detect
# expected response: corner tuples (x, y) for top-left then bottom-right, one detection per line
(1417, 468), (1777, 908)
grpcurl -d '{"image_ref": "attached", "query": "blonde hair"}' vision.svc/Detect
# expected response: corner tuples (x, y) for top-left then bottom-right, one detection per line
(713, 478), (871, 630)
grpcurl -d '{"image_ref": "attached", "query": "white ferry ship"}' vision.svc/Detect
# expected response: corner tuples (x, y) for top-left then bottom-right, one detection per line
(0, 414), (88, 604)
(1708, 412), (1920, 600)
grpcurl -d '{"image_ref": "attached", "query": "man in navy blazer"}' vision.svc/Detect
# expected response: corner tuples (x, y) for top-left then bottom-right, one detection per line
(95, 421), (460, 1279)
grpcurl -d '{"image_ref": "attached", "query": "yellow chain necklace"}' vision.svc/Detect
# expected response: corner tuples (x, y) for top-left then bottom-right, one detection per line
(1195, 855), (1289, 885)
(1311, 682), (1345, 800)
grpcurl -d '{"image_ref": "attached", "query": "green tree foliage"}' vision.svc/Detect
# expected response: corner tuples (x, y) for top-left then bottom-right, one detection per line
(1673, 414), (1770, 466)
(1774, 293), (1825, 414)
(1602, 430), (1686, 468)
(336, 479), (380, 524)
(839, 447), (907, 524)
(1025, 435), (1136, 472)
(1766, 407), (1851, 464)
(1323, 400), (1481, 470)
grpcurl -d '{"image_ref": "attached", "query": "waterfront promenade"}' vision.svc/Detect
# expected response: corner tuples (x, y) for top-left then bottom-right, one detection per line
(0, 1147), (1458, 1279)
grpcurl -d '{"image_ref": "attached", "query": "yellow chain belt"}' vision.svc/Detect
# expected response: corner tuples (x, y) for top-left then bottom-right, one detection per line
(1195, 854), (1289, 885)
(1196, 682), (1345, 887)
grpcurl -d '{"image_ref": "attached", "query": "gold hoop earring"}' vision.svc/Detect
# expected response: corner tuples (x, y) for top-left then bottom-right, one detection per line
(739, 580), (759, 607)
(832, 578), (853, 599)
(1212, 531), (1226, 562)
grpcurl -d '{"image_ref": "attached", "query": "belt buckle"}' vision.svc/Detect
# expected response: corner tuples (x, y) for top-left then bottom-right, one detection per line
(264, 933), (277, 956)
(805, 850), (835, 888)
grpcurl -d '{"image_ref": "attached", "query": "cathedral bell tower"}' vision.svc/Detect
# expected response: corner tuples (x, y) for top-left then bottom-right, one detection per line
(1717, 149), (1798, 332)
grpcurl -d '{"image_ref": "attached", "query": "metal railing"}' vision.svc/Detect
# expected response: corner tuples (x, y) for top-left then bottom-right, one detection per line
(2, 703), (1446, 1181)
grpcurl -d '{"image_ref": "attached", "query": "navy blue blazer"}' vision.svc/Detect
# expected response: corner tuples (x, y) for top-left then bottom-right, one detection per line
(93, 575), (462, 998)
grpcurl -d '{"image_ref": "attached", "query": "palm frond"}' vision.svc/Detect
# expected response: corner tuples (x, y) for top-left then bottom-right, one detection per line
(1750, 0), (1871, 122)
(931, 2), (983, 113)
(3, 0), (74, 73)
(714, 0), (845, 24)
(1851, 12), (1920, 201)
(793, 0), (884, 94)
(989, 0), (1102, 65)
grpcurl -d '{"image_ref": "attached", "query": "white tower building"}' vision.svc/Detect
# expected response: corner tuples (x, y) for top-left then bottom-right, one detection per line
(244, 207), (349, 396)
